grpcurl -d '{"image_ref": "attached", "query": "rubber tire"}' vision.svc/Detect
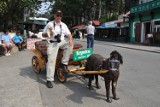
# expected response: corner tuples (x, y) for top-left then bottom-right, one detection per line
(56, 67), (67, 83)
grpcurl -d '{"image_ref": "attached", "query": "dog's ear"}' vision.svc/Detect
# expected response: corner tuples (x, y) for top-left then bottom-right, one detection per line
(118, 52), (123, 64)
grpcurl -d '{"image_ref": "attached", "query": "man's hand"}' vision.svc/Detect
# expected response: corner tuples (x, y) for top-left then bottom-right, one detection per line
(68, 34), (74, 47)
(2, 41), (7, 46)
(69, 40), (74, 47)
(42, 33), (49, 37)
(20, 41), (23, 44)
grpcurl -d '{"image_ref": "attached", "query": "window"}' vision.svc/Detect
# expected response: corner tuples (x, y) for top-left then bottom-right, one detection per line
(154, 21), (160, 33)
(140, 0), (153, 4)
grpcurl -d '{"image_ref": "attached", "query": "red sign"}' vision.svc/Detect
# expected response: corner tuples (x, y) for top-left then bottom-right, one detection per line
(27, 38), (41, 49)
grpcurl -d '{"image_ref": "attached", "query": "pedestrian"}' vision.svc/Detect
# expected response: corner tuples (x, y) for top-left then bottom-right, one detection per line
(79, 31), (82, 40)
(42, 9), (74, 88)
(1, 29), (13, 56)
(86, 21), (95, 48)
(75, 30), (79, 39)
(12, 31), (24, 51)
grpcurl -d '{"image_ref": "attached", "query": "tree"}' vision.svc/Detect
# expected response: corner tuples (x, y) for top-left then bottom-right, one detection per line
(0, 0), (41, 31)
(0, 0), (131, 31)
(52, 0), (130, 26)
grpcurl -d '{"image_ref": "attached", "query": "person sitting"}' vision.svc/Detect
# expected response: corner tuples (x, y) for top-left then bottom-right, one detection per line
(12, 31), (24, 51)
(1, 29), (13, 56)
(42, 10), (73, 88)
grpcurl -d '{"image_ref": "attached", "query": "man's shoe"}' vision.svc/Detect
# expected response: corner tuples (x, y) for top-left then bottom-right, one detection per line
(46, 81), (53, 88)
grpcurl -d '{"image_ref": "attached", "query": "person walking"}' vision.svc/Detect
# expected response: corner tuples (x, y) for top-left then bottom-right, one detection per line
(86, 21), (95, 48)
(42, 10), (74, 88)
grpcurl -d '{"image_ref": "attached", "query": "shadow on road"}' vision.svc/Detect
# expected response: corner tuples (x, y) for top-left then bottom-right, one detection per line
(19, 66), (46, 86)
(55, 74), (106, 104)
(19, 66), (106, 104)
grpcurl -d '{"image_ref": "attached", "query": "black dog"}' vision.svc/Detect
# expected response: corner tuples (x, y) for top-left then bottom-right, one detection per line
(85, 50), (123, 103)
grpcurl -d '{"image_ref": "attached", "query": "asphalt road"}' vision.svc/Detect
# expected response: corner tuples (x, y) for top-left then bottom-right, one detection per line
(38, 40), (160, 107)
(1, 40), (160, 107)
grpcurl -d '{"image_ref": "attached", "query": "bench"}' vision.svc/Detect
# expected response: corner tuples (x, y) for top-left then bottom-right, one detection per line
(0, 45), (5, 55)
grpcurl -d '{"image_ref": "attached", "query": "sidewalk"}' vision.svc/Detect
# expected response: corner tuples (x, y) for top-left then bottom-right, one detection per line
(76, 39), (160, 54)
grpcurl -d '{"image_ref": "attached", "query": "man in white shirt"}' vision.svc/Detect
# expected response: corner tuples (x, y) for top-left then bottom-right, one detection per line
(43, 10), (74, 88)
(86, 21), (95, 48)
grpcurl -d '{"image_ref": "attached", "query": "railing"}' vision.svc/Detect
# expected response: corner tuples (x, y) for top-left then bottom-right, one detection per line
(131, 0), (160, 13)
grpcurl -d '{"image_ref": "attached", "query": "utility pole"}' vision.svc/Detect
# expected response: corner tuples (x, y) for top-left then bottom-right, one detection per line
(24, 7), (29, 38)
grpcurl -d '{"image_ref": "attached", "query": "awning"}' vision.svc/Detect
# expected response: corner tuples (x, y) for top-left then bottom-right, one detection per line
(95, 26), (105, 29)
(70, 25), (85, 30)
(115, 19), (123, 23)
(92, 20), (100, 26)
(101, 21), (119, 28)
(95, 21), (120, 29)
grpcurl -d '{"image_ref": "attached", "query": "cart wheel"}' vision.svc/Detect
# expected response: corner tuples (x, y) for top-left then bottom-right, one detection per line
(32, 56), (41, 74)
(56, 68), (67, 83)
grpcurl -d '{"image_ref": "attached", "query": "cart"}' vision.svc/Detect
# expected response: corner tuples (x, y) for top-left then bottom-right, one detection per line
(31, 40), (108, 83)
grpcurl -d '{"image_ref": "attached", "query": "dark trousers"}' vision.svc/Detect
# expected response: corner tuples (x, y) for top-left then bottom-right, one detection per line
(15, 41), (25, 51)
(87, 34), (94, 48)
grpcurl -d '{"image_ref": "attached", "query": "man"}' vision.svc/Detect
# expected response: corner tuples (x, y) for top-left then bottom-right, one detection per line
(12, 31), (24, 51)
(86, 21), (95, 48)
(1, 30), (13, 56)
(42, 10), (74, 88)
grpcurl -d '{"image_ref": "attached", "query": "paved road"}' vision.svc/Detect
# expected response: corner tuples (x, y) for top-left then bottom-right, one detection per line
(0, 50), (43, 107)
(0, 40), (160, 107)
(37, 40), (160, 107)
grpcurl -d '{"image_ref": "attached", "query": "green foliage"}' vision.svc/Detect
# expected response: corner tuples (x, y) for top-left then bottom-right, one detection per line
(0, 0), (130, 30)
(0, 0), (41, 30)
(52, 0), (130, 26)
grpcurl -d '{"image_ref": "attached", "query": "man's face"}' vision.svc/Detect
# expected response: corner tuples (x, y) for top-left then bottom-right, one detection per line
(5, 31), (9, 35)
(17, 32), (20, 35)
(54, 12), (62, 23)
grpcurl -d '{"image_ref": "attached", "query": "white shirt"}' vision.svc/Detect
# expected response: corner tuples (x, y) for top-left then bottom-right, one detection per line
(86, 25), (95, 35)
(43, 21), (71, 41)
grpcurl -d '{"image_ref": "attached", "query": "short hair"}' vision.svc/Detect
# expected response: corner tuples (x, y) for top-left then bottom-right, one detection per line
(16, 30), (20, 33)
(3, 29), (9, 33)
(89, 21), (92, 25)
(54, 9), (62, 16)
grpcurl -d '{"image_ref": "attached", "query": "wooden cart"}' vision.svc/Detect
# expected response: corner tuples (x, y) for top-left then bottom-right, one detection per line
(31, 40), (108, 83)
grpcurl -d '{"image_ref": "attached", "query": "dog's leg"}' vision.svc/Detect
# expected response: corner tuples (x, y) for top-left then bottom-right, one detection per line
(112, 81), (119, 100)
(88, 75), (94, 90)
(95, 75), (101, 89)
(105, 80), (112, 103)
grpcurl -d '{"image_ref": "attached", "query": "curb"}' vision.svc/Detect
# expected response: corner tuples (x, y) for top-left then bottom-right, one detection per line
(74, 39), (160, 54)
(103, 43), (160, 54)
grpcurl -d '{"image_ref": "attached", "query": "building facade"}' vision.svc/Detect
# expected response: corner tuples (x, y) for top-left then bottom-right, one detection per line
(130, 0), (160, 44)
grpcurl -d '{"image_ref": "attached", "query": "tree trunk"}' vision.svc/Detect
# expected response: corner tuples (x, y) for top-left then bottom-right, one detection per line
(98, 0), (102, 19)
